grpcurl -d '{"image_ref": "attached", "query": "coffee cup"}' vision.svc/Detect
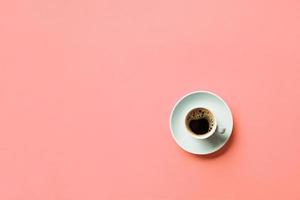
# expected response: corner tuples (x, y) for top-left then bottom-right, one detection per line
(185, 107), (225, 139)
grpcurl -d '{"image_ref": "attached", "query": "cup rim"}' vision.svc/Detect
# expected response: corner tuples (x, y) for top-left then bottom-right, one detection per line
(185, 107), (217, 139)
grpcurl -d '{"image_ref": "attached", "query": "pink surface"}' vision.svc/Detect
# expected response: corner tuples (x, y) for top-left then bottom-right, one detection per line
(0, 0), (300, 199)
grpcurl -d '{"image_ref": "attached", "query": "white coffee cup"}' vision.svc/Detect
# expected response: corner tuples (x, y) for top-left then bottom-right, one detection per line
(185, 107), (225, 139)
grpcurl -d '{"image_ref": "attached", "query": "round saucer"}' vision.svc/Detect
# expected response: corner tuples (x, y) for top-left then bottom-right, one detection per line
(169, 91), (233, 155)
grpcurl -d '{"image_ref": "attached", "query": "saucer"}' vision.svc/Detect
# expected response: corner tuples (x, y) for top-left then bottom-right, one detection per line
(169, 91), (233, 155)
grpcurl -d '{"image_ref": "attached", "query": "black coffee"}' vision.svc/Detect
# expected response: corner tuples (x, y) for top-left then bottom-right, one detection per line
(189, 118), (209, 135)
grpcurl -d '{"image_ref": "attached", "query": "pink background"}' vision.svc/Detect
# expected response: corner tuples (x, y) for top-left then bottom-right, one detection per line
(0, 0), (300, 199)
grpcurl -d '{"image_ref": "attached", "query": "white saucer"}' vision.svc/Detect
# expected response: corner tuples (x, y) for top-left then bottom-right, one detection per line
(169, 91), (233, 155)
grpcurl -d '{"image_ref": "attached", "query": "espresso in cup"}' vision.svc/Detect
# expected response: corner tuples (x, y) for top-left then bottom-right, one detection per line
(185, 107), (217, 139)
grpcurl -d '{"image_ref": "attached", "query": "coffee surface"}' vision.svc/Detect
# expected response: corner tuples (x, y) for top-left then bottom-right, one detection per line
(189, 118), (209, 135)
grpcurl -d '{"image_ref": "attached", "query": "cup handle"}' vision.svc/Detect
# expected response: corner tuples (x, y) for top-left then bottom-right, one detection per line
(217, 127), (226, 134)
